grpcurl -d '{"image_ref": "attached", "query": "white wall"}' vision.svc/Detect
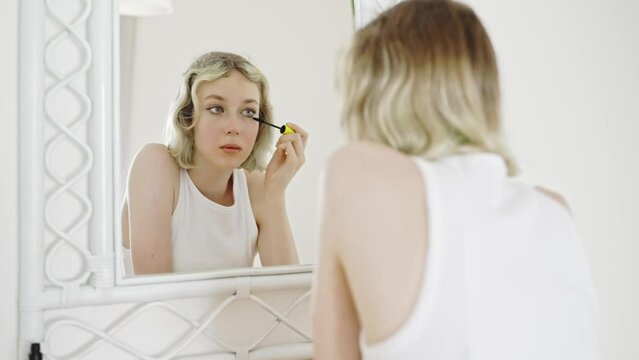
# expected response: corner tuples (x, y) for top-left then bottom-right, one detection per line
(0, 0), (19, 357)
(469, 1), (639, 359)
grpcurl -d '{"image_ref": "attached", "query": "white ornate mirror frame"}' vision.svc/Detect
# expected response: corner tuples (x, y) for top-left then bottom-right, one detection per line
(18, 0), (315, 358)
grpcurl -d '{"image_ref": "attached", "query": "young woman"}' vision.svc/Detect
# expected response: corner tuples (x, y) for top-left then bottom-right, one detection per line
(312, 1), (600, 359)
(122, 52), (308, 275)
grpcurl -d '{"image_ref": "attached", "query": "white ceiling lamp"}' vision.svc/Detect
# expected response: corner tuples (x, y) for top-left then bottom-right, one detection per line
(120, 0), (174, 17)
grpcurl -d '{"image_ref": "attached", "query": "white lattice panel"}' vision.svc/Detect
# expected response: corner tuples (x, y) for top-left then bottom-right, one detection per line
(44, 290), (311, 359)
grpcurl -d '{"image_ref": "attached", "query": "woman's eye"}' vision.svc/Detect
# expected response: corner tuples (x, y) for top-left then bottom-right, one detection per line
(242, 108), (257, 117)
(208, 105), (223, 114)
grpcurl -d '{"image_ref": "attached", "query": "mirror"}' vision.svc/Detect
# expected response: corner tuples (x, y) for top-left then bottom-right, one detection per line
(117, 0), (353, 278)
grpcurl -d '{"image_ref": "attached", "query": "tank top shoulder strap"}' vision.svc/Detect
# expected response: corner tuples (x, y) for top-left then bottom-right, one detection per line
(232, 168), (250, 204)
(171, 168), (189, 230)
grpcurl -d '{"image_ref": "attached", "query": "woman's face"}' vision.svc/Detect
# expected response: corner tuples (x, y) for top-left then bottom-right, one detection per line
(192, 70), (261, 170)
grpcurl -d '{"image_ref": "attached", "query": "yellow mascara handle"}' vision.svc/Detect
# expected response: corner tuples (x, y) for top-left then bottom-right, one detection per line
(281, 124), (296, 135)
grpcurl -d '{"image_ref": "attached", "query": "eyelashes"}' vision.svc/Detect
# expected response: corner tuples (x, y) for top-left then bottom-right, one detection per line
(242, 108), (257, 117)
(207, 105), (224, 114)
(206, 105), (257, 118)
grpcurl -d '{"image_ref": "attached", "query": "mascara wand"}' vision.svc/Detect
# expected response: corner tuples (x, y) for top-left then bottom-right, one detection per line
(252, 117), (295, 135)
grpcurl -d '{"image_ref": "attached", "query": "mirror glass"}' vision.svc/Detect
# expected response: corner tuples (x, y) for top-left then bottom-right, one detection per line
(117, 0), (353, 277)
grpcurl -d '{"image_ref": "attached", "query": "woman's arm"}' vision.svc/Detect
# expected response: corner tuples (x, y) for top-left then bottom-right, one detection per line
(248, 173), (299, 266)
(123, 143), (179, 274)
(248, 123), (308, 266)
(312, 160), (361, 358)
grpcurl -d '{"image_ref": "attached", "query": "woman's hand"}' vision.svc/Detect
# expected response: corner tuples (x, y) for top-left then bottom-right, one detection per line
(264, 123), (308, 193)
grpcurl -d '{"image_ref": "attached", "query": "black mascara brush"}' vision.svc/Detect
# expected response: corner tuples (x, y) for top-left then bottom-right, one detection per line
(252, 117), (295, 134)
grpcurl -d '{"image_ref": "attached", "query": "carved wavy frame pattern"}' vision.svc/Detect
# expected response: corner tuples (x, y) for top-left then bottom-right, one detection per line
(42, 0), (95, 289)
(18, 0), (314, 359)
(44, 290), (312, 359)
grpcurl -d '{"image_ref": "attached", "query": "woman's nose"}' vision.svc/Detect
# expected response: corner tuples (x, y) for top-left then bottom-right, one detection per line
(224, 114), (241, 135)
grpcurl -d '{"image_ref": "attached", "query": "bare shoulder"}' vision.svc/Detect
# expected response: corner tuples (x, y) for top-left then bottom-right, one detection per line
(245, 169), (265, 204)
(325, 141), (420, 190)
(534, 186), (572, 214)
(131, 143), (178, 170)
(245, 170), (269, 226)
(245, 169), (265, 189)
(129, 144), (178, 176)
(127, 143), (180, 197)
(323, 141), (425, 246)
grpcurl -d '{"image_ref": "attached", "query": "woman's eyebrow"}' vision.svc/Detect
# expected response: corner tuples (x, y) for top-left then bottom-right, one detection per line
(202, 94), (257, 105)
(203, 94), (225, 102)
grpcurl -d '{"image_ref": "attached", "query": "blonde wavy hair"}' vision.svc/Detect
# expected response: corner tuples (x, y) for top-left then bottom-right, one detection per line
(165, 51), (274, 171)
(341, 0), (518, 175)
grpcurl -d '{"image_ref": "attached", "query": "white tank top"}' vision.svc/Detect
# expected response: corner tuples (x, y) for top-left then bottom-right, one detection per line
(171, 168), (258, 272)
(122, 168), (258, 275)
(359, 153), (600, 360)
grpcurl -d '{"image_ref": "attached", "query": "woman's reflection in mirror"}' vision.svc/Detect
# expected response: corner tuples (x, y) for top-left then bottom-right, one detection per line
(122, 52), (308, 275)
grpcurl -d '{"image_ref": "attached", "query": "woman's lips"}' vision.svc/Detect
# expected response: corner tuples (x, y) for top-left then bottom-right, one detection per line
(220, 144), (242, 154)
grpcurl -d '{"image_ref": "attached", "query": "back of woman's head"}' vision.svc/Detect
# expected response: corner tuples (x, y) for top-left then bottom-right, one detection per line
(166, 51), (274, 171)
(341, 0), (517, 174)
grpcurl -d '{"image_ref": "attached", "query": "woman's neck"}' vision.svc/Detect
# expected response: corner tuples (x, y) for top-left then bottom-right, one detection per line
(187, 162), (235, 205)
